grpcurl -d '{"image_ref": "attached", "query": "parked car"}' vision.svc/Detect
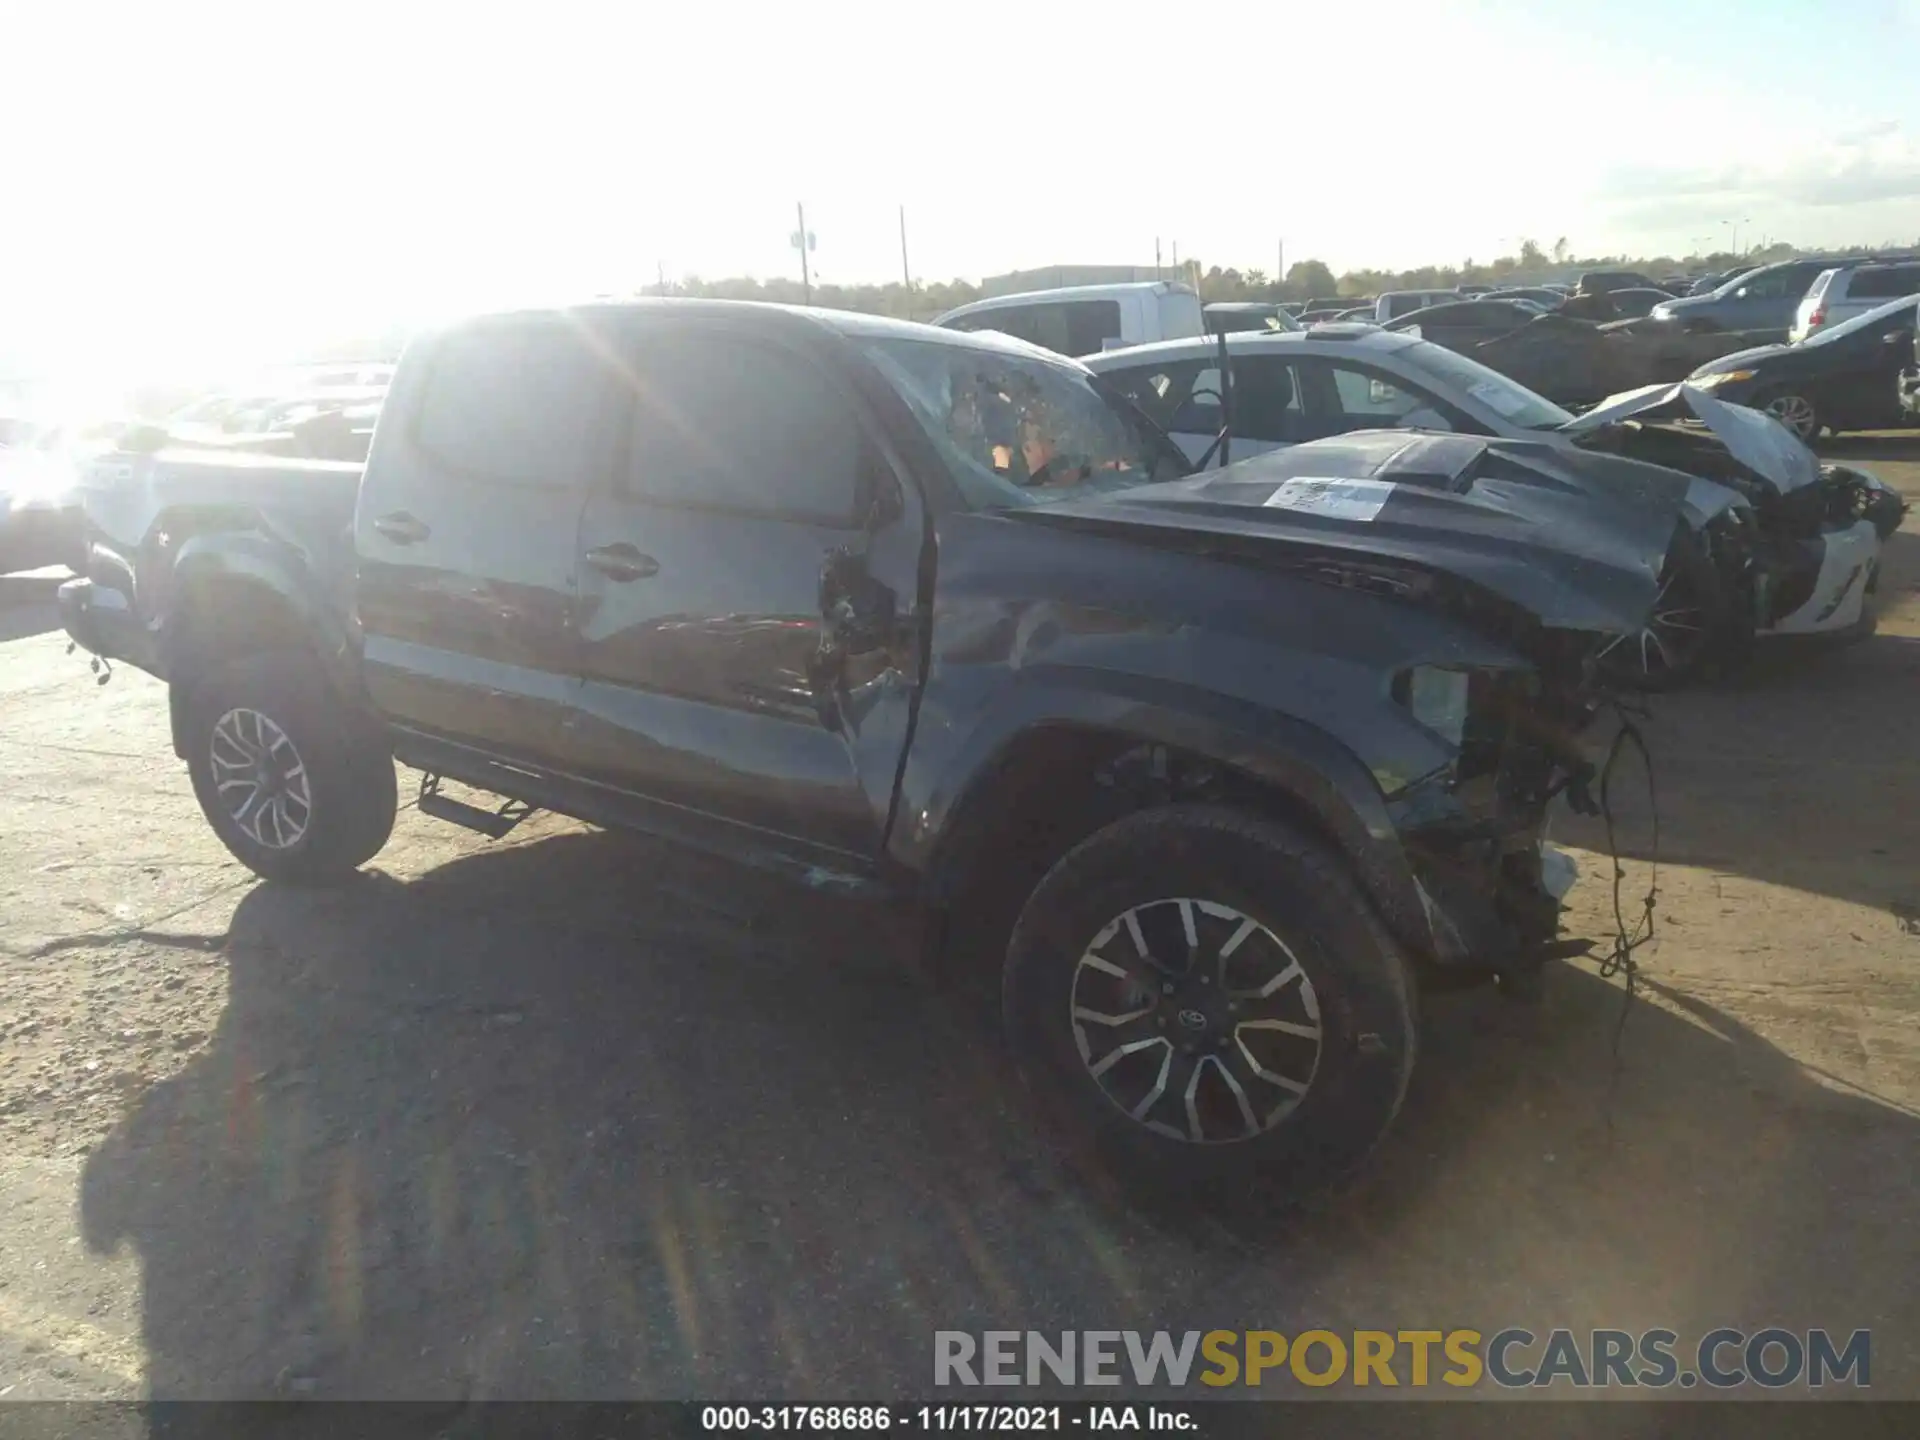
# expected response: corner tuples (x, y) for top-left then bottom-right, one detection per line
(1901, 323), (1920, 418)
(1687, 269), (1749, 296)
(1382, 300), (1541, 348)
(1485, 287), (1566, 310)
(60, 299), (1681, 1204)
(1084, 328), (1903, 685)
(1472, 311), (1758, 406)
(1373, 289), (1460, 323)
(1649, 258), (1859, 341)
(1202, 302), (1300, 335)
(933, 281), (1202, 356)
(1, 419), (83, 575)
(1791, 261), (1920, 343)
(1575, 270), (1665, 297)
(1688, 294), (1920, 439)
(1605, 288), (1674, 320)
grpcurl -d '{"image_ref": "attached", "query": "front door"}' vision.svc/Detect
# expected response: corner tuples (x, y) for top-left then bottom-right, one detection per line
(354, 315), (617, 759)
(563, 321), (926, 865)
(1815, 323), (1916, 430)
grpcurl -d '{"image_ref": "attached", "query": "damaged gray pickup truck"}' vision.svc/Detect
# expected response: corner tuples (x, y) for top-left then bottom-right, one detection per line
(61, 302), (1680, 1202)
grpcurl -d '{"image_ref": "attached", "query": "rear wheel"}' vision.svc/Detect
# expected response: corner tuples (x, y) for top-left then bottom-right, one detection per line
(184, 652), (396, 883)
(1759, 389), (1819, 442)
(1002, 805), (1416, 1205)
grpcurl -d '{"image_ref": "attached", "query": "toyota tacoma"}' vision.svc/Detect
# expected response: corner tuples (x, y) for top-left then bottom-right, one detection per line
(61, 301), (1679, 1201)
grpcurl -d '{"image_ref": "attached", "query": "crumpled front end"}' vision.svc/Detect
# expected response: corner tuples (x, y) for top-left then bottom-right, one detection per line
(1373, 660), (1602, 980)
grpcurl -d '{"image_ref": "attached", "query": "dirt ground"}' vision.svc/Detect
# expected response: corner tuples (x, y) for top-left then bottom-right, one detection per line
(2, 440), (1917, 1408)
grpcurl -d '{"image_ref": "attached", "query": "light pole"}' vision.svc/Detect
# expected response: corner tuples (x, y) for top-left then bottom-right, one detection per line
(1724, 217), (1751, 256)
(791, 203), (817, 304)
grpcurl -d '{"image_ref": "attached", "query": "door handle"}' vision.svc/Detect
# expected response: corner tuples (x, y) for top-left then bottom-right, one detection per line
(584, 542), (659, 582)
(373, 511), (430, 544)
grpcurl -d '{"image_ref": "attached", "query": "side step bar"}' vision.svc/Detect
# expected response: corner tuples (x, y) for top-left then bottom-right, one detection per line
(416, 773), (535, 840)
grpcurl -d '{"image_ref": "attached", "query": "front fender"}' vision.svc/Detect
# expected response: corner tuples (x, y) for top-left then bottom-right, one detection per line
(897, 670), (1433, 959)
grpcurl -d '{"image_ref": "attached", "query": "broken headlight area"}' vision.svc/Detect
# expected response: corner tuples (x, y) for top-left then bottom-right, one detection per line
(1819, 465), (1908, 541)
(1385, 662), (1599, 970)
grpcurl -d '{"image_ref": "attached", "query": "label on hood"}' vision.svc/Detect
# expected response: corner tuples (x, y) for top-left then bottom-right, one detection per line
(1264, 476), (1395, 521)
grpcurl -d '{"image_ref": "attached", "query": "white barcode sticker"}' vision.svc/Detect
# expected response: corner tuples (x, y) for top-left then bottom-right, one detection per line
(1264, 476), (1395, 521)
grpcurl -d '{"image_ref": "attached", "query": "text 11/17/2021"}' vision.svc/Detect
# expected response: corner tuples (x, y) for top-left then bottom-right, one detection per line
(701, 1407), (1192, 1432)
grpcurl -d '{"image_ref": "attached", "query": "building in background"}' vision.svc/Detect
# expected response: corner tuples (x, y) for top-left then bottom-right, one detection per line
(980, 265), (1165, 297)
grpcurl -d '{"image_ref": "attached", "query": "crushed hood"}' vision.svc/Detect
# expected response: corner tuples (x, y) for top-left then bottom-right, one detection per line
(1018, 431), (1679, 645)
(1559, 381), (1821, 492)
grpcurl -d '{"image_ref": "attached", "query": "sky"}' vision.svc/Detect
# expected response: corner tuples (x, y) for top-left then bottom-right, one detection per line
(3, 0), (1919, 389)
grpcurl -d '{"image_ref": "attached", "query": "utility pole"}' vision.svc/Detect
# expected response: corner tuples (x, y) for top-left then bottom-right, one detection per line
(1154, 237), (1162, 279)
(656, 260), (666, 295)
(898, 205), (911, 289)
(792, 202), (815, 304)
(1277, 238), (1284, 290)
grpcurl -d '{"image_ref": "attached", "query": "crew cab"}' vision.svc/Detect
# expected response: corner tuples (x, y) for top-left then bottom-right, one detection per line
(61, 301), (1676, 1204)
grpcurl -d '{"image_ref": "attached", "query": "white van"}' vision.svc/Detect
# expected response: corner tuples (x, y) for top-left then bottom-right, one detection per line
(932, 282), (1204, 357)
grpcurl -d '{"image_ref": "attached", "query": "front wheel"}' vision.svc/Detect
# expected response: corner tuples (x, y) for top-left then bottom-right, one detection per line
(1758, 389), (1819, 442)
(1597, 534), (1726, 691)
(183, 652), (397, 884)
(1002, 805), (1416, 1205)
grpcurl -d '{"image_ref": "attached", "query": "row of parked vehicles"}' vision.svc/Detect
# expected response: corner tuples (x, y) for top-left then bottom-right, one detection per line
(49, 275), (1912, 1208)
(938, 260), (1920, 433)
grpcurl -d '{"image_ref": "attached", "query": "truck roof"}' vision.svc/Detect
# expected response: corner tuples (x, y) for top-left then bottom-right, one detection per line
(439, 297), (1086, 368)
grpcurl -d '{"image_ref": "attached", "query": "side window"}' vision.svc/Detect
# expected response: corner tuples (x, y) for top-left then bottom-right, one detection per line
(1060, 300), (1124, 355)
(1744, 270), (1797, 300)
(1228, 357), (1305, 443)
(1851, 266), (1920, 300)
(413, 321), (614, 489)
(1105, 360), (1216, 432)
(1300, 363), (1456, 438)
(947, 302), (1121, 356)
(625, 337), (864, 524)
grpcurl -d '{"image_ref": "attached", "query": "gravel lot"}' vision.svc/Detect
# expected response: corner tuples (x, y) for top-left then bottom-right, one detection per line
(3, 439), (1918, 1406)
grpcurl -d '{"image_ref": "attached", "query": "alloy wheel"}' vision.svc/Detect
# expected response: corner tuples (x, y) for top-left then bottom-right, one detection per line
(1763, 393), (1818, 441)
(209, 707), (313, 850)
(1070, 897), (1323, 1144)
(1597, 568), (1709, 682)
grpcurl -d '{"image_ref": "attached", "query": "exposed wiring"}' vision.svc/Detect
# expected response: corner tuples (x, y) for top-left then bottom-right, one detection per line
(1595, 695), (1660, 1135)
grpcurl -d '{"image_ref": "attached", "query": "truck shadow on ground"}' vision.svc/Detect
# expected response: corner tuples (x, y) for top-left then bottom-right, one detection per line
(77, 828), (1920, 1409)
(0, 571), (65, 643)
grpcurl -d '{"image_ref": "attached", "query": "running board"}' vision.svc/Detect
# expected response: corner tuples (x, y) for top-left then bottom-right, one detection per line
(417, 774), (535, 840)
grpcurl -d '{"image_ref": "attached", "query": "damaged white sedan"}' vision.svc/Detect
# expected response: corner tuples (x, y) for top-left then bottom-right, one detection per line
(1088, 330), (1908, 687)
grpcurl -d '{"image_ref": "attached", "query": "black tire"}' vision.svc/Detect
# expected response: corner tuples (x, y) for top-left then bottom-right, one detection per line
(1597, 532), (1727, 691)
(1002, 804), (1416, 1206)
(183, 651), (396, 884)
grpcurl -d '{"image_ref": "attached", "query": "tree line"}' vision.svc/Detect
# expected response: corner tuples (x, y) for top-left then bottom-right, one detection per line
(305, 234), (1911, 362)
(634, 237), (1819, 322)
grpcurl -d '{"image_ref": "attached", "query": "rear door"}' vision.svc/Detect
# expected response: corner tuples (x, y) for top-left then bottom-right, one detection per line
(1285, 357), (1474, 439)
(354, 315), (619, 759)
(563, 319), (926, 865)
